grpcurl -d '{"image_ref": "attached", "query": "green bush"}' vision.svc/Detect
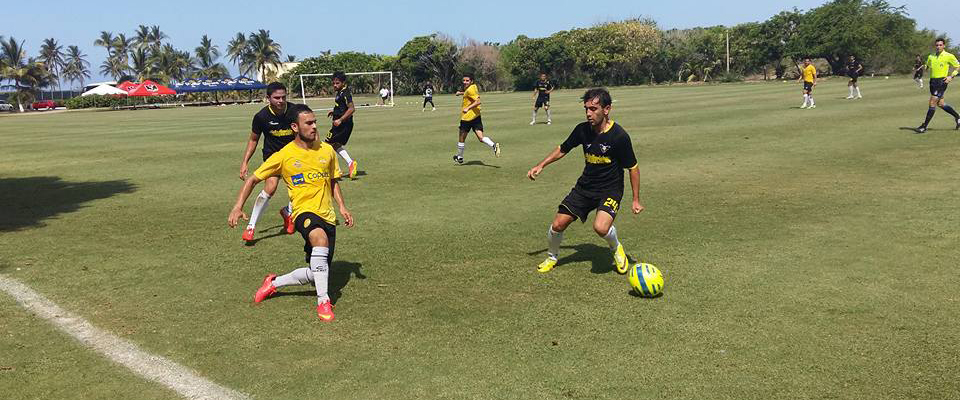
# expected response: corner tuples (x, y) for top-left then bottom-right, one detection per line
(64, 95), (172, 109)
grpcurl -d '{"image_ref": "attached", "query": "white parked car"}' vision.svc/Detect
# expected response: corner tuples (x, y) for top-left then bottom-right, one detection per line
(0, 100), (13, 111)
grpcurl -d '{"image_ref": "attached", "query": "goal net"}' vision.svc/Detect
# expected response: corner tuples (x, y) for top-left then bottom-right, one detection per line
(298, 71), (394, 110)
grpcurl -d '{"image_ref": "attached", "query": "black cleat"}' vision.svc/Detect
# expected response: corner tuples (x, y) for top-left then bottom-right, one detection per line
(913, 126), (927, 134)
(453, 155), (464, 164)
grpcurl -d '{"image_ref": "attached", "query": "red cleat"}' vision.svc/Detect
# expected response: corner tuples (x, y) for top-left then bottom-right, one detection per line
(253, 274), (277, 303)
(242, 227), (255, 241)
(316, 300), (335, 322)
(280, 209), (294, 234)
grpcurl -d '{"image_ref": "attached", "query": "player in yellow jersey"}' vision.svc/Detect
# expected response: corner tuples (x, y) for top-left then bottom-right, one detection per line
(914, 38), (960, 134)
(799, 58), (817, 109)
(228, 104), (355, 322)
(453, 74), (501, 164)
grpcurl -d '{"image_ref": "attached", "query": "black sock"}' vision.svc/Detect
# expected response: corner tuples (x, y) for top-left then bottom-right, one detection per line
(941, 104), (960, 120)
(922, 107), (936, 127)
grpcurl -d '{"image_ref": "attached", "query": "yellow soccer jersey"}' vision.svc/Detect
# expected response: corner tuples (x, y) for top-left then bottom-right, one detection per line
(926, 51), (960, 79)
(803, 65), (817, 83)
(461, 84), (481, 121)
(254, 140), (342, 224)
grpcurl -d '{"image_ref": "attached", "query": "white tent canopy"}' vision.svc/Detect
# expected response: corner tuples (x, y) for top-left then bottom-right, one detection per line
(81, 84), (128, 96)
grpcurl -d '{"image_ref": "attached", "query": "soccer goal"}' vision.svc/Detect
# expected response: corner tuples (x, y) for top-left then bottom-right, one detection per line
(298, 71), (394, 110)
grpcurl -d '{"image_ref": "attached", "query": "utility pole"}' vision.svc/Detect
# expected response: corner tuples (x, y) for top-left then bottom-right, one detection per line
(726, 30), (730, 74)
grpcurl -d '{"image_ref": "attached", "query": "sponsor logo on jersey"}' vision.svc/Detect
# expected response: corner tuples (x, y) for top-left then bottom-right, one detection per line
(291, 173), (306, 185)
(585, 154), (612, 164)
(293, 160), (302, 169)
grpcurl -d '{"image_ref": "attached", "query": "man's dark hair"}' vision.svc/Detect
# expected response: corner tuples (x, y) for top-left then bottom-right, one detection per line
(935, 38), (946, 44)
(266, 82), (286, 96)
(290, 104), (314, 122)
(463, 74), (474, 81)
(581, 88), (612, 107)
(332, 71), (347, 82)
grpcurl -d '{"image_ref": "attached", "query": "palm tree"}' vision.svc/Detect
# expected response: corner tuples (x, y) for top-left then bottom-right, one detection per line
(247, 29), (282, 82)
(194, 35), (229, 79)
(149, 44), (194, 83)
(2, 37), (52, 111)
(226, 32), (252, 76)
(39, 38), (65, 99)
(129, 47), (152, 81)
(100, 56), (129, 81)
(149, 26), (166, 51)
(63, 45), (91, 91)
(94, 31), (115, 56)
(112, 33), (132, 65)
(134, 25), (152, 51)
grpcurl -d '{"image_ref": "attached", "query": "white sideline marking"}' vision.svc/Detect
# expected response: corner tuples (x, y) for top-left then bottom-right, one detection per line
(0, 275), (250, 400)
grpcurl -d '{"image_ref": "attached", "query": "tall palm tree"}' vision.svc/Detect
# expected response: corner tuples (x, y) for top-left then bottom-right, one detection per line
(149, 44), (194, 83)
(129, 47), (152, 81)
(134, 25), (152, 51)
(39, 38), (65, 99)
(63, 45), (91, 90)
(247, 29), (282, 82)
(149, 26), (166, 51)
(94, 31), (115, 56)
(194, 35), (229, 79)
(112, 33), (132, 65)
(226, 32), (252, 76)
(2, 37), (52, 111)
(100, 56), (129, 81)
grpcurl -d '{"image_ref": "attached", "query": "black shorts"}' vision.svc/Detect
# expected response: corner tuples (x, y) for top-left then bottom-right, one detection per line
(327, 118), (354, 146)
(423, 97), (434, 106)
(535, 95), (550, 108)
(847, 72), (858, 82)
(914, 70), (923, 79)
(803, 82), (814, 92)
(558, 187), (623, 222)
(459, 116), (483, 133)
(294, 212), (336, 264)
(930, 78), (948, 98)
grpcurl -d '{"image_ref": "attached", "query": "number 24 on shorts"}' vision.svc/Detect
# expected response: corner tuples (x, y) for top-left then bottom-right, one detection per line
(603, 198), (620, 212)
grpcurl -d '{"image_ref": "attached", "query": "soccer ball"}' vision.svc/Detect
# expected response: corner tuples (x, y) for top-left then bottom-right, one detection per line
(628, 263), (664, 297)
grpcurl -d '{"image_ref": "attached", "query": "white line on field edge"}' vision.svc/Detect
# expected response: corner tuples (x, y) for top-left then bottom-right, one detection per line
(0, 274), (250, 400)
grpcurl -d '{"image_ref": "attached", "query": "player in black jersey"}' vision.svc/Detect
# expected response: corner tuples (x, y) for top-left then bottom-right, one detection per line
(239, 82), (297, 241)
(422, 82), (435, 112)
(530, 73), (555, 125)
(845, 56), (863, 99)
(326, 71), (359, 179)
(914, 55), (926, 88)
(527, 88), (644, 275)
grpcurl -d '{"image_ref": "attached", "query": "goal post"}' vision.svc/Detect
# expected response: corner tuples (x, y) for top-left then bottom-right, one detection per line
(298, 71), (394, 110)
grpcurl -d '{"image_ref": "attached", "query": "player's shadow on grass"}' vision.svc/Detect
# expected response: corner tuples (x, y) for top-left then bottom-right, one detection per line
(528, 243), (616, 274)
(461, 160), (500, 168)
(0, 176), (136, 232)
(274, 261), (365, 305)
(243, 225), (287, 246)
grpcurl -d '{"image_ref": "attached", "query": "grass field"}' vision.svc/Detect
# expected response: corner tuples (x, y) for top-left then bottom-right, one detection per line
(2, 77), (959, 399)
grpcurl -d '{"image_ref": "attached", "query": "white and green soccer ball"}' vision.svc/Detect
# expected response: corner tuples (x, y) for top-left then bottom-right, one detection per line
(628, 262), (664, 297)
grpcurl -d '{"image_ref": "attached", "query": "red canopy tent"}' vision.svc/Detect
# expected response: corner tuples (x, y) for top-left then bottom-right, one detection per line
(117, 81), (139, 92)
(127, 80), (176, 96)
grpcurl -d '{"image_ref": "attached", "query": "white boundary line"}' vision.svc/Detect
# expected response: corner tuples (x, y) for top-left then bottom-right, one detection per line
(0, 274), (250, 400)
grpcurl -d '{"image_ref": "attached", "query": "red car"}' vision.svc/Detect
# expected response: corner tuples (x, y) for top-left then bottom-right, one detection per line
(32, 100), (56, 110)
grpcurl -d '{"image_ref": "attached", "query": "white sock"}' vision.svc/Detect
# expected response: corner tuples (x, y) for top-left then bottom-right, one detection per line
(856, 87), (861, 97)
(603, 225), (620, 251)
(547, 226), (563, 259)
(848, 86), (854, 97)
(284, 202), (292, 215)
(532, 110), (537, 121)
(456, 142), (465, 158)
(802, 94), (809, 106)
(310, 247), (330, 304)
(247, 190), (271, 229)
(546, 109), (551, 120)
(809, 96), (815, 106)
(273, 267), (313, 287)
(337, 147), (353, 165)
(481, 137), (495, 148)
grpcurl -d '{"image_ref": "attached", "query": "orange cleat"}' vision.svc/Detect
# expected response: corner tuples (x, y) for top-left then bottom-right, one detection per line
(348, 161), (358, 179)
(242, 227), (255, 241)
(317, 300), (335, 322)
(280, 208), (294, 234)
(253, 274), (277, 303)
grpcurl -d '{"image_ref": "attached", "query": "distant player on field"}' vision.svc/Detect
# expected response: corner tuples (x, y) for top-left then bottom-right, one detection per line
(422, 82), (435, 112)
(327, 71), (359, 178)
(845, 55), (863, 99)
(530, 73), (555, 125)
(453, 74), (501, 164)
(238, 82), (296, 242)
(914, 38), (960, 134)
(379, 86), (390, 106)
(229, 104), (355, 322)
(913, 55), (925, 88)
(527, 88), (643, 274)
(799, 58), (817, 109)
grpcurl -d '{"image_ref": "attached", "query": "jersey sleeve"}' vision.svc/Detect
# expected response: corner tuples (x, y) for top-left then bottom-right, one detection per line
(466, 85), (479, 101)
(547, 81), (555, 91)
(559, 129), (581, 153)
(251, 114), (263, 136)
(616, 134), (638, 169)
(253, 151), (284, 180)
(950, 54), (960, 68)
(344, 89), (353, 104)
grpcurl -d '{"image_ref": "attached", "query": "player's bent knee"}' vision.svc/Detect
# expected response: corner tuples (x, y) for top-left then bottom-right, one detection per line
(307, 228), (329, 247)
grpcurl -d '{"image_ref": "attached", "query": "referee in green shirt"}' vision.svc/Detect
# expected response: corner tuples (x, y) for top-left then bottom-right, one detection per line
(915, 38), (960, 133)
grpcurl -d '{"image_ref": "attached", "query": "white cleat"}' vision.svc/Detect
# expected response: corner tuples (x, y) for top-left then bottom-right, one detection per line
(529, 120), (536, 125)
(546, 120), (551, 125)
(800, 104), (808, 109)
(845, 96), (854, 99)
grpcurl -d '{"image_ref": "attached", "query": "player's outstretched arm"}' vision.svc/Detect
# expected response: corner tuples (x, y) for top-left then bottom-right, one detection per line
(228, 175), (263, 227)
(527, 146), (566, 180)
(628, 166), (644, 214)
(332, 179), (354, 227)
(240, 132), (260, 180)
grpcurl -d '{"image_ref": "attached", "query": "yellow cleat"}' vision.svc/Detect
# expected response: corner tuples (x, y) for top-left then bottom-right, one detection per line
(614, 244), (629, 274)
(537, 258), (557, 273)
(348, 161), (359, 179)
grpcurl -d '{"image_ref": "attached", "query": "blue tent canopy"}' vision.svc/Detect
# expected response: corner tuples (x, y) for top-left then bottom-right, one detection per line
(171, 76), (267, 93)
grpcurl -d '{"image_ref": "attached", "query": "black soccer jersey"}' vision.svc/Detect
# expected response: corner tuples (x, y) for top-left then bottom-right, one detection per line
(251, 102), (297, 157)
(332, 87), (353, 120)
(535, 80), (554, 96)
(847, 61), (861, 74)
(915, 60), (923, 70)
(559, 121), (638, 194)
(424, 86), (433, 98)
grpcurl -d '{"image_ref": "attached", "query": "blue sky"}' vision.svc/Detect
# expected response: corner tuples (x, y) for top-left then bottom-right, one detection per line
(3, 0), (951, 83)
